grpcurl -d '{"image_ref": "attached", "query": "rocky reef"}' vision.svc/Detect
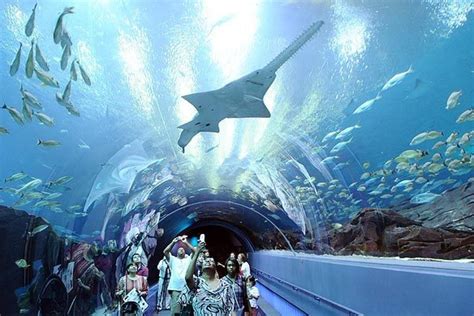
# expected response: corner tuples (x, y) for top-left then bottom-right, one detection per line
(0, 206), (66, 315)
(329, 208), (474, 259)
(396, 181), (474, 232)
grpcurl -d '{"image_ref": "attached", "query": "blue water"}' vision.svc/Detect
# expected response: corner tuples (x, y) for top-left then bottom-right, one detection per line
(0, 1), (473, 243)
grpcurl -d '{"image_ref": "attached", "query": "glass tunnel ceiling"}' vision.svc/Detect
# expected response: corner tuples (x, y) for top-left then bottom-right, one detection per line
(0, 1), (473, 242)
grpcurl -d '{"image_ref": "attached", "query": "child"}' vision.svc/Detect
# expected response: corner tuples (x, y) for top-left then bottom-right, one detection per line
(246, 275), (260, 316)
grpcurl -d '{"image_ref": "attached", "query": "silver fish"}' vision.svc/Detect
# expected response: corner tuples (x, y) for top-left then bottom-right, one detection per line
(26, 41), (35, 78)
(60, 44), (71, 70)
(63, 80), (72, 101)
(77, 60), (91, 86)
(2, 104), (24, 125)
(33, 111), (54, 127)
(9, 42), (22, 76)
(70, 59), (77, 81)
(54, 7), (74, 44)
(60, 28), (72, 48)
(22, 99), (33, 122)
(35, 42), (49, 71)
(37, 139), (61, 147)
(0, 127), (9, 135)
(34, 68), (59, 88)
(24, 3), (38, 37)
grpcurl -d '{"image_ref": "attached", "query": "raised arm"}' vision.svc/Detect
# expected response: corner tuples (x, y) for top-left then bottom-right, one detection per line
(181, 236), (196, 253)
(185, 242), (205, 289)
(163, 237), (180, 261)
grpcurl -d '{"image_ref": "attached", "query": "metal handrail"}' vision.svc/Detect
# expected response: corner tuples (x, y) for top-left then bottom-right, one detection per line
(252, 268), (363, 316)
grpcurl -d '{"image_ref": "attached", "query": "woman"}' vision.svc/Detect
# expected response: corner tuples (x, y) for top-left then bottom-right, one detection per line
(222, 258), (248, 315)
(181, 242), (237, 316)
(132, 253), (149, 277)
(237, 253), (250, 280)
(116, 263), (148, 315)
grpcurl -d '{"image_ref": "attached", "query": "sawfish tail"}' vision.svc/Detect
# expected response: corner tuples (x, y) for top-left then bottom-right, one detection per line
(264, 21), (324, 73)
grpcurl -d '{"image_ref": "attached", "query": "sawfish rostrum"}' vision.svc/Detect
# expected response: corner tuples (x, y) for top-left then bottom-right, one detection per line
(177, 21), (324, 152)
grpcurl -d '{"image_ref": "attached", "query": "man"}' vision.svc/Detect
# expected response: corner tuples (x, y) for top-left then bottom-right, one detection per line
(156, 256), (171, 311)
(164, 235), (195, 315)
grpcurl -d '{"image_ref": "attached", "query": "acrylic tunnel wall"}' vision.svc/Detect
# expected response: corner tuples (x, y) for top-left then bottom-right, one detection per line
(1, 0), (474, 315)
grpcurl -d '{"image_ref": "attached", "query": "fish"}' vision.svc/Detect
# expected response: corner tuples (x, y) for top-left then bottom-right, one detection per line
(410, 131), (443, 145)
(34, 68), (59, 87)
(321, 156), (338, 164)
(55, 92), (71, 107)
(360, 172), (371, 180)
(446, 90), (462, 110)
(60, 44), (71, 70)
(21, 191), (43, 199)
(60, 29), (72, 48)
(35, 42), (49, 71)
(37, 139), (61, 147)
(380, 194), (393, 199)
(445, 144), (459, 156)
(16, 179), (42, 194)
(44, 192), (62, 200)
(30, 224), (49, 236)
(330, 138), (352, 154)
(446, 132), (458, 144)
(381, 65), (414, 92)
(405, 78), (431, 100)
(15, 259), (30, 269)
(24, 3), (37, 37)
(78, 139), (90, 150)
(353, 95), (382, 114)
(363, 162), (370, 169)
(63, 80), (72, 101)
(205, 144), (219, 153)
(33, 111), (54, 127)
(2, 104), (24, 125)
(415, 177), (428, 184)
(432, 153), (442, 162)
(427, 163), (445, 174)
(410, 192), (440, 204)
(22, 100), (33, 122)
(65, 103), (80, 116)
(60, 129), (68, 133)
(335, 125), (361, 140)
(77, 60), (91, 86)
(48, 176), (73, 186)
(68, 205), (82, 212)
(70, 59), (78, 81)
(5, 172), (28, 182)
(9, 42), (22, 76)
(322, 130), (340, 143)
(456, 109), (474, 124)
(432, 141), (446, 150)
(0, 127), (9, 135)
(26, 41), (35, 78)
(334, 162), (349, 170)
(21, 86), (42, 109)
(54, 7), (74, 44)
(397, 149), (429, 160)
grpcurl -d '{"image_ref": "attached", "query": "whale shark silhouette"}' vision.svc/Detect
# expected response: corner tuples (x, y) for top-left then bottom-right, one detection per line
(178, 21), (324, 152)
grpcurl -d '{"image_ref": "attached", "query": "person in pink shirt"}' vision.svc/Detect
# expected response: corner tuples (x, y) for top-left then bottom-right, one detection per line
(132, 253), (149, 278)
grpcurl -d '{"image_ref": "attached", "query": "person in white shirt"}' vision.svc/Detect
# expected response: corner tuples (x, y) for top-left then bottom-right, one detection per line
(156, 256), (171, 311)
(246, 275), (260, 316)
(164, 235), (195, 315)
(237, 253), (250, 280)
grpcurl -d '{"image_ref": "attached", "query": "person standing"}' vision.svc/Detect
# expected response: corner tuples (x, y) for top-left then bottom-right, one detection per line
(156, 256), (171, 311)
(246, 276), (260, 316)
(132, 253), (149, 278)
(181, 242), (237, 316)
(163, 236), (195, 315)
(116, 263), (149, 315)
(237, 253), (250, 280)
(222, 258), (248, 316)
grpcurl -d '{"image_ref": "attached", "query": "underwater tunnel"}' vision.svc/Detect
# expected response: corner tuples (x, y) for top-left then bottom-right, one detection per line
(0, 0), (473, 315)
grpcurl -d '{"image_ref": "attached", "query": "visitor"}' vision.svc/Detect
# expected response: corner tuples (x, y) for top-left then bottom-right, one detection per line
(196, 247), (210, 276)
(132, 253), (149, 278)
(116, 263), (149, 315)
(164, 235), (195, 315)
(246, 276), (259, 316)
(156, 256), (171, 311)
(222, 258), (248, 315)
(181, 242), (237, 316)
(237, 253), (250, 280)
